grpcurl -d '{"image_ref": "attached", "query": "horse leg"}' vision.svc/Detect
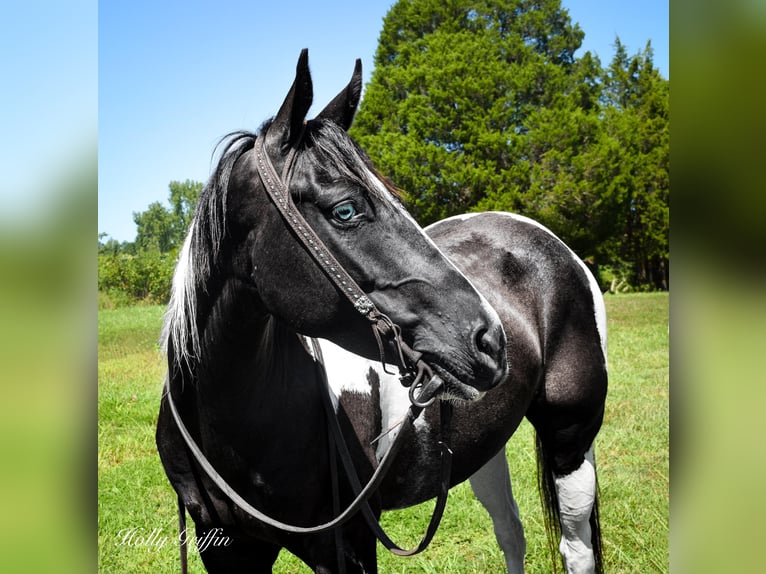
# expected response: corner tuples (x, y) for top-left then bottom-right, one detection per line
(291, 524), (378, 574)
(469, 447), (526, 573)
(528, 396), (605, 574)
(194, 523), (281, 573)
(526, 339), (606, 574)
(552, 444), (599, 574)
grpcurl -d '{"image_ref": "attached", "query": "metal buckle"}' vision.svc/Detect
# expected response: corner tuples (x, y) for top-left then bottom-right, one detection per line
(353, 295), (375, 315)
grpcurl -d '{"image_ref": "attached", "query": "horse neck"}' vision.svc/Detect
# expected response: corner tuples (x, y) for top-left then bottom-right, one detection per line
(185, 277), (323, 436)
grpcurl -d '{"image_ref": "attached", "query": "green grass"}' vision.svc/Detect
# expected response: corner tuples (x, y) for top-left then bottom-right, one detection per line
(98, 293), (668, 572)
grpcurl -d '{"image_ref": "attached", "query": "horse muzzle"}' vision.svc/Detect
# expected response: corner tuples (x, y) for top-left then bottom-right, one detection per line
(413, 319), (508, 403)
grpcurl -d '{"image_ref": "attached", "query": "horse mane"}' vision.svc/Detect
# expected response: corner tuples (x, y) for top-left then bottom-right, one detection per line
(161, 118), (401, 371)
(160, 130), (256, 368)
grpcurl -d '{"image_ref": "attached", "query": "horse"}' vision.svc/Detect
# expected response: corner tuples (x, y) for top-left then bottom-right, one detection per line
(156, 50), (607, 574)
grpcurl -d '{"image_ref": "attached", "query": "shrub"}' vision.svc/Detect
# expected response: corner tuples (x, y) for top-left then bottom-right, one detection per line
(98, 249), (177, 305)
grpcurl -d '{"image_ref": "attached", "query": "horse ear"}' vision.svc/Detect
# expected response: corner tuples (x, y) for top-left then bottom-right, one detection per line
(270, 49), (313, 149)
(317, 59), (362, 131)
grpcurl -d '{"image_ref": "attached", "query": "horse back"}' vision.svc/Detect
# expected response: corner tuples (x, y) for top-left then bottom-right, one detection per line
(426, 211), (606, 369)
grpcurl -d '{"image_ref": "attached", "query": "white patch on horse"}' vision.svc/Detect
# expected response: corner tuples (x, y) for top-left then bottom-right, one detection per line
(373, 363), (423, 463)
(554, 445), (597, 574)
(437, 213), (482, 224)
(312, 339), (373, 411)
(315, 338), (427, 462)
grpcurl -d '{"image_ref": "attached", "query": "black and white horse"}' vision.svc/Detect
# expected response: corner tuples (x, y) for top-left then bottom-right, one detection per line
(156, 51), (607, 574)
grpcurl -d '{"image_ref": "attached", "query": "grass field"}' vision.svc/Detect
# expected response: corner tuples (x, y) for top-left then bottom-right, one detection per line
(98, 292), (668, 573)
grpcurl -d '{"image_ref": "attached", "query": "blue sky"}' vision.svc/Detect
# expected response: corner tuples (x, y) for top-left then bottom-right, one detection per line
(98, 0), (668, 242)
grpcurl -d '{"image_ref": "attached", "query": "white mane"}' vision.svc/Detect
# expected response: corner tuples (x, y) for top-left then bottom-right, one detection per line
(160, 220), (201, 367)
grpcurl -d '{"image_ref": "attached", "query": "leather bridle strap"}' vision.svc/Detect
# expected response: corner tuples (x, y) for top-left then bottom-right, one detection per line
(254, 135), (378, 318)
(251, 131), (454, 552)
(167, 354), (449, 572)
(165, 377), (421, 535)
(168, 134), (453, 567)
(253, 135), (432, 393)
(166, 132), (458, 574)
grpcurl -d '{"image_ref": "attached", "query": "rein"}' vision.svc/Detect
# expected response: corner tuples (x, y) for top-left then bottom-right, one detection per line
(166, 348), (451, 570)
(168, 132), (455, 571)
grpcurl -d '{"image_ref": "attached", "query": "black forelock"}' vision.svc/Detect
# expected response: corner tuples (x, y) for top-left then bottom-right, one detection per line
(301, 118), (400, 201)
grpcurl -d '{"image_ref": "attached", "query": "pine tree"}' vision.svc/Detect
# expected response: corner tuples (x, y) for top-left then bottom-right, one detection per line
(351, 0), (586, 224)
(600, 40), (669, 289)
(352, 1), (669, 289)
(478, 48), (607, 258)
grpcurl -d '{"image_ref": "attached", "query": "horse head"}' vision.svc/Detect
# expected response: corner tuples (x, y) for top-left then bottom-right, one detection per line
(189, 50), (508, 400)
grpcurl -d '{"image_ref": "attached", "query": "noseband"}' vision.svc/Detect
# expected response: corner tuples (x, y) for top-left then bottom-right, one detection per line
(253, 133), (442, 407)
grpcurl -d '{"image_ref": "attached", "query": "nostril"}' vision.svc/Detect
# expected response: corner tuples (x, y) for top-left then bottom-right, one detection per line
(475, 327), (491, 355)
(474, 325), (501, 358)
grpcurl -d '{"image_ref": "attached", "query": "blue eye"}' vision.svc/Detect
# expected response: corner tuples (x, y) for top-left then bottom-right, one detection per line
(332, 202), (357, 222)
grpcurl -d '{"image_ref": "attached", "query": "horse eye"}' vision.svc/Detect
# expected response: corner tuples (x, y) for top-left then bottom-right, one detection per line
(332, 202), (357, 222)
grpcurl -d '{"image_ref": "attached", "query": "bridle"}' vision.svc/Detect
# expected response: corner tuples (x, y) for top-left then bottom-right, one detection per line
(166, 129), (454, 572)
(253, 132), (440, 404)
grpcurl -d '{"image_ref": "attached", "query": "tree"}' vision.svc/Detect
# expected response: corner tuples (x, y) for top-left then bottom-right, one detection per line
(168, 179), (203, 247)
(351, 0), (587, 224)
(132, 180), (203, 254)
(99, 180), (204, 306)
(600, 40), (669, 289)
(133, 201), (175, 253)
(480, 38), (668, 288)
(476, 49), (609, 259)
(98, 233), (126, 256)
(353, 1), (669, 290)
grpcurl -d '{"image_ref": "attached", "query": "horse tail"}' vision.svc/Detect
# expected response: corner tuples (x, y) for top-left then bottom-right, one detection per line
(590, 487), (604, 574)
(535, 433), (604, 574)
(535, 433), (563, 572)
